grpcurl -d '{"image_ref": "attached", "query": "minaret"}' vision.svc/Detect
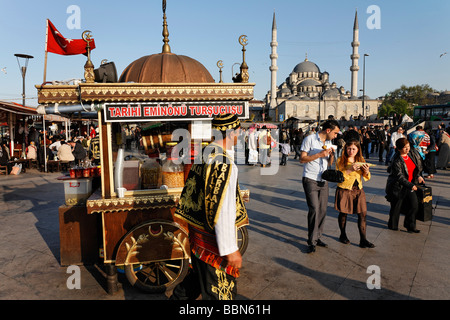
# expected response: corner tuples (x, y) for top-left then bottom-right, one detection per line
(269, 11), (278, 108)
(350, 10), (360, 97)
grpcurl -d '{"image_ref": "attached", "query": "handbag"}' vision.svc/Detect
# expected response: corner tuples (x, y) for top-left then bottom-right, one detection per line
(321, 169), (344, 183)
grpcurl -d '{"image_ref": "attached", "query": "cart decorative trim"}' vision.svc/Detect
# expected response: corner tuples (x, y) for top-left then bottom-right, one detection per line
(86, 193), (181, 214)
(36, 83), (255, 105)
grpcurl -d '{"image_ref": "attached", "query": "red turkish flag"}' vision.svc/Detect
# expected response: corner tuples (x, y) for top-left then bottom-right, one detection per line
(45, 19), (96, 55)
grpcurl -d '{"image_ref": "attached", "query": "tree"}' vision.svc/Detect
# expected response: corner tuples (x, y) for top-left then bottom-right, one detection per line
(378, 103), (393, 118)
(379, 84), (437, 117)
(378, 99), (409, 117)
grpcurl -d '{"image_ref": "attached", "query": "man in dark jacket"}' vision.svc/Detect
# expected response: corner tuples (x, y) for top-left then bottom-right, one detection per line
(0, 140), (12, 174)
(69, 139), (87, 164)
(376, 125), (391, 163)
(293, 129), (304, 160)
(343, 125), (360, 142)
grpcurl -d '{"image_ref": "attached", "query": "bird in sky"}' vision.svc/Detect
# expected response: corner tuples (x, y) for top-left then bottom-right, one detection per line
(1, 67), (6, 74)
(440, 52), (447, 58)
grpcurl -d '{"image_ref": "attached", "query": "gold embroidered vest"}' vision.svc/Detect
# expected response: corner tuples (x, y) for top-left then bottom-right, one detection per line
(175, 143), (247, 276)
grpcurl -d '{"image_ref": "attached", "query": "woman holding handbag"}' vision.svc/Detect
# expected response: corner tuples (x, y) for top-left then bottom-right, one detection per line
(335, 138), (374, 248)
(385, 137), (424, 233)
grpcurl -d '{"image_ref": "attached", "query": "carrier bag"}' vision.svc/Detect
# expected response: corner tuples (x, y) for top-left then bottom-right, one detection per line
(416, 185), (433, 222)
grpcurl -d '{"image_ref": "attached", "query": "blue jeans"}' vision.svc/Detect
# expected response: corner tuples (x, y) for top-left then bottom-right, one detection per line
(386, 147), (395, 165)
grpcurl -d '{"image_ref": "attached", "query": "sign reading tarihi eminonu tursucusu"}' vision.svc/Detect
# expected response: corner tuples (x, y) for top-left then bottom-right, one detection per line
(103, 101), (248, 123)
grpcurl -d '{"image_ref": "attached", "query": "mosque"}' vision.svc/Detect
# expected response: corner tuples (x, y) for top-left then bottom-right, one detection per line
(264, 11), (382, 123)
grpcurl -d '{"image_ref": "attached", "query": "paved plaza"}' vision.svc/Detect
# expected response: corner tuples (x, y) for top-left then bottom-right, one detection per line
(0, 152), (449, 301)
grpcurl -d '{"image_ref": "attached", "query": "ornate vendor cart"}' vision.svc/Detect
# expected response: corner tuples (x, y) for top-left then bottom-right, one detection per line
(36, 2), (254, 295)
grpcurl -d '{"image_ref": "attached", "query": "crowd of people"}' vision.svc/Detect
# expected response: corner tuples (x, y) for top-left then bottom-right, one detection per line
(296, 120), (450, 253)
(240, 122), (448, 171)
(0, 125), (100, 174)
(241, 126), (306, 167)
(234, 120), (450, 255)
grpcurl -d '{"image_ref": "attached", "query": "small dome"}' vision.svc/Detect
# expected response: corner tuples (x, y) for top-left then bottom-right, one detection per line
(119, 52), (214, 83)
(323, 88), (341, 98)
(293, 59), (321, 74)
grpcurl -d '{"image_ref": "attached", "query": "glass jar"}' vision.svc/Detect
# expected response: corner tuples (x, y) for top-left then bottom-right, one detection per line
(141, 155), (162, 189)
(162, 142), (184, 188)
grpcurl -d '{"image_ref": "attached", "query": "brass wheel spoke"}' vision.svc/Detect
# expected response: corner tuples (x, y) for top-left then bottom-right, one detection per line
(157, 263), (175, 282)
(164, 263), (182, 269)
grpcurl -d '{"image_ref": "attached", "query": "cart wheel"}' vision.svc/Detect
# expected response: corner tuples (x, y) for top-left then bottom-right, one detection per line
(237, 226), (249, 255)
(124, 258), (189, 293)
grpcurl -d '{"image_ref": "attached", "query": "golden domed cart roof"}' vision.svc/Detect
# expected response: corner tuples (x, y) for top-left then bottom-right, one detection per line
(120, 53), (214, 84)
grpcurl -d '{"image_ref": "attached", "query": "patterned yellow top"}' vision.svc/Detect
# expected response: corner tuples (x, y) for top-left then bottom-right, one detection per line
(336, 159), (371, 190)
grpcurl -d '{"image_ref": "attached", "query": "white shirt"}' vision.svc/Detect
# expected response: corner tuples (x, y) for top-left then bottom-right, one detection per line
(214, 158), (239, 257)
(49, 141), (62, 151)
(301, 132), (332, 182)
(390, 132), (404, 148)
(248, 130), (258, 151)
(258, 130), (270, 149)
(384, 130), (389, 142)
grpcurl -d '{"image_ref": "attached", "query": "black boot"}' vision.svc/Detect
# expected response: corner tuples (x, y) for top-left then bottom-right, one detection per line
(358, 213), (375, 248)
(338, 213), (350, 244)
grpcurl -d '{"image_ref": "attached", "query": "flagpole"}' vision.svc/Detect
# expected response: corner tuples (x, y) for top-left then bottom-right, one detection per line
(43, 19), (49, 83)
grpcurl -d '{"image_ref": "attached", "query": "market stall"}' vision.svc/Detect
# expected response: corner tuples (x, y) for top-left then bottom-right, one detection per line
(36, 3), (254, 294)
(0, 100), (70, 172)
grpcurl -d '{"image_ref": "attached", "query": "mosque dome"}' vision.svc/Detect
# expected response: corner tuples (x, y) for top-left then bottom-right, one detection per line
(119, 52), (214, 83)
(293, 59), (321, 74)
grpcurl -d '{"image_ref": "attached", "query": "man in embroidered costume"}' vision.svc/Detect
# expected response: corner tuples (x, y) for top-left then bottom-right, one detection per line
(170, 113), (247, 300)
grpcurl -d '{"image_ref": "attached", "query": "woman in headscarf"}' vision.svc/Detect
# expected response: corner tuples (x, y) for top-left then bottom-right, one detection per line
(424, 129), (437, 179)
(436, 127), (450, 170)
(407, 128), (427, 163)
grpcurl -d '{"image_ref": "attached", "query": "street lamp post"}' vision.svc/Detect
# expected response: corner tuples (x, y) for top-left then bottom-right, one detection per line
(15, 54), (34, 107)
(362, 53), (369, 119)
(14, 53), (34, 157)
(316, 85), (325, 124)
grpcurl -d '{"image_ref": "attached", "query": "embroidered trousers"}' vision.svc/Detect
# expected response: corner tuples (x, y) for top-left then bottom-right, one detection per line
(170, 255), (237, 300)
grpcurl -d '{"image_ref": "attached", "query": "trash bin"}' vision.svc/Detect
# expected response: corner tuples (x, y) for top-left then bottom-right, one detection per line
(64, 178), (93, 206)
